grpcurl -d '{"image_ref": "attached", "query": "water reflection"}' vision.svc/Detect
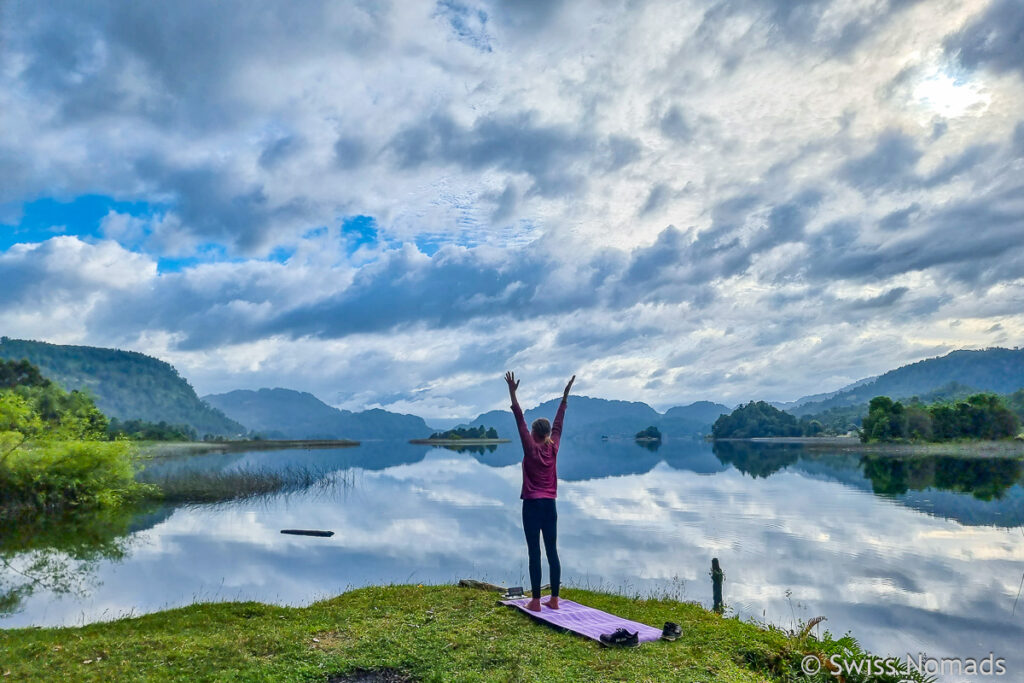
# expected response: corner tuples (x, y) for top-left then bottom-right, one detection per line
(0, 506), (160, 617)
(713, 441), (1024, 503)
(432, 443), (499, 456)
(1, 439), (1021, 680)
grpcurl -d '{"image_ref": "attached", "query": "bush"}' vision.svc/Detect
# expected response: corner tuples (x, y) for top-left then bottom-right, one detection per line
(0, 440), (152, 516)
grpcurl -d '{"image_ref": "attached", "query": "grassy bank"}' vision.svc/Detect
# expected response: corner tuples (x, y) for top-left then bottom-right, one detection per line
(0, 585), (922, 682)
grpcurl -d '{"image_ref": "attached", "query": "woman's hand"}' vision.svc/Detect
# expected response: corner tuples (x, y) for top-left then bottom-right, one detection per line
(563, 375), (575, 401)
(505, 371), (520, 398)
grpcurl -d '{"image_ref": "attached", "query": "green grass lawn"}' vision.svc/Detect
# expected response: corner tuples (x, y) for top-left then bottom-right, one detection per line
(0, 584), (922, 682)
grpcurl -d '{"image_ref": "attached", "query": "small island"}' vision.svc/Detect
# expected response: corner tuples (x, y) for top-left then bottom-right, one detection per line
(634, 425), (662, 442)
(409, 425), (510, 445)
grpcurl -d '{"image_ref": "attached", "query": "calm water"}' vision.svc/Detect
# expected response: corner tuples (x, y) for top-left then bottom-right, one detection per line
(2, 440), (1023, 680)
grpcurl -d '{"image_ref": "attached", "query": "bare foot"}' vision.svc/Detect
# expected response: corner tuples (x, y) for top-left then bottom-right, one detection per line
(543, 596), (560, 609)
(525, 598), (542, 612)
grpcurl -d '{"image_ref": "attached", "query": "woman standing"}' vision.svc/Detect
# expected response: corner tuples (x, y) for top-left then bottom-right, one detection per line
(504, 370), (575, 612)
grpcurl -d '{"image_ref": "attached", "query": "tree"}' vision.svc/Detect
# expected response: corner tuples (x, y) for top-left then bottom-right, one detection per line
(635, 425), (661, 440)
(712, 401), (802, 439)
(427, 425), (500, 440)
(0, 359), (51, 389)
(862, 392), (1020, 443)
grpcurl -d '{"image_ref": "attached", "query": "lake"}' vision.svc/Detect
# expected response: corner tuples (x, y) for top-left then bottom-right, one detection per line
(2, 439), (1022, 680)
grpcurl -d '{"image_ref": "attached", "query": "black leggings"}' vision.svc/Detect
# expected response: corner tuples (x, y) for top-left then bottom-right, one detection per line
(522, 498), (560, 599)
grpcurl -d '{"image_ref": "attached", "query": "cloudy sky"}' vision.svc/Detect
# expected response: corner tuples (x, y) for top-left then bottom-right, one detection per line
(1, 0), (1022, 418)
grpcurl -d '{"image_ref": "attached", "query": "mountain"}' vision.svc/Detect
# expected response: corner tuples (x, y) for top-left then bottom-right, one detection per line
(464, 396), (730, 440)
(203, 388), (431, 440)
(774, 376), (877, 411)
(791, 348), (1024, 417)
(0, 337), (244, 436)
(663, 400), (732, 426)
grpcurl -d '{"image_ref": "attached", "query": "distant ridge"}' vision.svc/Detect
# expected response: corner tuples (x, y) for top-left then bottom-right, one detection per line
(203, 388), (432, 440)
(463, 396), (730, 440)
(774, 376), (877, 411)
(0, 337), (244, 436)
(791, 347), (1024, 416)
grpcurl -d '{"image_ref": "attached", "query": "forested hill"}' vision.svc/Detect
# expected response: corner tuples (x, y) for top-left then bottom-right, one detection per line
(465, 396), (730, 440)
(203, 388), (431, 440)
(0, 337), (244, 437)
(792, 348), (1024, 417)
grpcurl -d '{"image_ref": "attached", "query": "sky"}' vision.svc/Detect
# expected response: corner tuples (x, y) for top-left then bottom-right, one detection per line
(1, 0), (1023, 419)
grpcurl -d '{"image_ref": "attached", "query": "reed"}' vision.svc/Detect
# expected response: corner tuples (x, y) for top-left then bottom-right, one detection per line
(138, 465), (352, 504)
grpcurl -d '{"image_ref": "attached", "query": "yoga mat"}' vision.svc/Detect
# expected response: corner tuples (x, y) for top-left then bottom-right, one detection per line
(500, 598), (662, 644)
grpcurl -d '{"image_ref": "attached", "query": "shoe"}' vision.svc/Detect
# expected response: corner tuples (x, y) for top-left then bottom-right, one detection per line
(599, 628), (639, 647)
(661, 622), (682, 641)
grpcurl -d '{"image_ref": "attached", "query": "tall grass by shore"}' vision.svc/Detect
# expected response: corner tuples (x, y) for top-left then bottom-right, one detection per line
(136, 465), (353, 504)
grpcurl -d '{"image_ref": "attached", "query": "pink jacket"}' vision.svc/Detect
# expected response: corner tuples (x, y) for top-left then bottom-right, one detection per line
(512, 397), (567, 499)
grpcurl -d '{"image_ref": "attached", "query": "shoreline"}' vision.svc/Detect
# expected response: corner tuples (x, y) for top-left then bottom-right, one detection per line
(137, 439), (360, 458)
(718, 436), (1024, 457)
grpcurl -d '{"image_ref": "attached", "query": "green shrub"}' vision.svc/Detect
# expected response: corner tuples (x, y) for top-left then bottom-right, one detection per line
(0, 440), (153, 516)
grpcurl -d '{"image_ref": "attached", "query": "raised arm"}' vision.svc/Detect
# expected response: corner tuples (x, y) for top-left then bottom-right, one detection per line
(506, 371), (531, 447)
(551, 375), (574, 444)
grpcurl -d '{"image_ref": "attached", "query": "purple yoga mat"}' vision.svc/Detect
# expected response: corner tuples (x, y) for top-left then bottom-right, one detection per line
(500, 598), (663, 644)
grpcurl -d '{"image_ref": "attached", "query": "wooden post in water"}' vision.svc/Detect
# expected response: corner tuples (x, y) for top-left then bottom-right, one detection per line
(711, 558), (724, 614)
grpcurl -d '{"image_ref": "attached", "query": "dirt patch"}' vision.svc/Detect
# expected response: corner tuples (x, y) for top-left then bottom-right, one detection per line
(327, 668), (415, 683)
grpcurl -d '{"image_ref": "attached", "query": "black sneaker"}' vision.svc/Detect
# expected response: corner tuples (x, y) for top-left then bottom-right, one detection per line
(599, 628), (639, 647)
(661, 622), (682, 641)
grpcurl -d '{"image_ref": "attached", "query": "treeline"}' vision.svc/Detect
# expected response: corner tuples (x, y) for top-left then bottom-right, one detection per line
(862, 393), (1020, 443)
(801, 382), (1023, 434)
(107, 418), (197, 442)
(712, 391), (1024, 442)
(428, 425), (499, 439)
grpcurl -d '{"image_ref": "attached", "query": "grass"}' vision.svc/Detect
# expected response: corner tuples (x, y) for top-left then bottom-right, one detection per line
(137, 465), (352, 504)
(0, 584), (926, 682)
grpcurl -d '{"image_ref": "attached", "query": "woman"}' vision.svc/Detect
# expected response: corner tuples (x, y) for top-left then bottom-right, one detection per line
(505, 370), (575, 612)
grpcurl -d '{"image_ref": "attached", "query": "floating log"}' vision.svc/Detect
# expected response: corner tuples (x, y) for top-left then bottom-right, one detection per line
(281, 529), (334, 537)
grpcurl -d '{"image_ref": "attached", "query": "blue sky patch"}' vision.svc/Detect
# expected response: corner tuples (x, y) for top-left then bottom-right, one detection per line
(0, 194), (156, 250)
(341, 215), (380, 254)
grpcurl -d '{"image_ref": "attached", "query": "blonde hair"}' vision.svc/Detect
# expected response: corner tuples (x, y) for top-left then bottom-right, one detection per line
(531, 418), (552, 444)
